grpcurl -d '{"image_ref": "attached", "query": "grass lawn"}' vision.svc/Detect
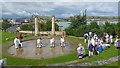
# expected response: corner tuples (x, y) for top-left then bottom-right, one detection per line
(1, 31), (18, 44)
(1, 31), (120, 66)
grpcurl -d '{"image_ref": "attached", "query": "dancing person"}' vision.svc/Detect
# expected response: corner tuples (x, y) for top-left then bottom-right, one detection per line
(18, 33), (23, 42)
(50, 37), (55, 48)
(37, 38), (42, 48)
(14, 37), (20, 49)
(60, 37), (65, 47)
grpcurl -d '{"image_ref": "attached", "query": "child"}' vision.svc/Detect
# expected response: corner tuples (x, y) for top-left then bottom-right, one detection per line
(77, 43), (85, 59)
(88, 42), (94, 57)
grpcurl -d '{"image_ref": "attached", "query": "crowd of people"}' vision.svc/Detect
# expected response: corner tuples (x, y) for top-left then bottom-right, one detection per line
(77, 32), (120, 59)
(14, 32), (119, 59)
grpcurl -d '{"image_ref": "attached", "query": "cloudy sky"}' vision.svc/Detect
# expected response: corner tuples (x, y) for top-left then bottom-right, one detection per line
(1, 2), (119, 18)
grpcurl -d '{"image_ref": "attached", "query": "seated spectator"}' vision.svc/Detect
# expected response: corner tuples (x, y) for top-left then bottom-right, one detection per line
(98, 44), (103, 53)
(77, 43), (85, 59)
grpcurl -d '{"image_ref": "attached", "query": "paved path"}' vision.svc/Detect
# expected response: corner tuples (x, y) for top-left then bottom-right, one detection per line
(8, 38), (73, 59)
(48, 56), (119, 66)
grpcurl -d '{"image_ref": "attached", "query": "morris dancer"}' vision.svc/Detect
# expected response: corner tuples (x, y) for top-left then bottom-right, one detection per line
(50, 37), (55, 48)
(14, 37), (21, 49)
(37, 38), (42, 48)
(60, 37), (65, 47)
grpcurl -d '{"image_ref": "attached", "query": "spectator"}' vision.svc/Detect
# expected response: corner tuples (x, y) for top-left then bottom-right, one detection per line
(77, 43), (85, 59)
(84, 33), (88, 43)
(110, 34), (113, 44)
(89, 32), (93, 40)
(98, 44), (103, 53)
(88, 42), (94, 57)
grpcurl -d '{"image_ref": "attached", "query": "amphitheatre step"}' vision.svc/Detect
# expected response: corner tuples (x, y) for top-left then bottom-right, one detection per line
(48, 56), (119, 66)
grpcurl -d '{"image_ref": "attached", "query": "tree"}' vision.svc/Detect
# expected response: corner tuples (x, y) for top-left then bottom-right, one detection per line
(70, 15), (87, 29)
(20, 20), (59, 31)
(1, 22), (11, 30)
(115, 22), (120, 38)
(89, 20), (99, 29)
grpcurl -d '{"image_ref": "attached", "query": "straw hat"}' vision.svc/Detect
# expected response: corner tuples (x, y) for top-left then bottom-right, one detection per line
(78, 43), (82, 46)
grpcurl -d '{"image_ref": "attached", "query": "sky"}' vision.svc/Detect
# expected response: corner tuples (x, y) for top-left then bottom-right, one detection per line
(0, 1), (119, 18)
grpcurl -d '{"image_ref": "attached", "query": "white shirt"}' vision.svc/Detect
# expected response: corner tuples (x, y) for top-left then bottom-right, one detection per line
(50, 39), (53, 44)
(91, 38), (95, 46)
(110, 35), (113, 39)
(105, 34), (109, 38)
(0, 59), (4, 66)
(115, 39), (118, 43)
(77, 46), (85, 55)
(61, 38), (64, 43)
(37, 39), (41, 44)
(14, 38), (20, 45)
